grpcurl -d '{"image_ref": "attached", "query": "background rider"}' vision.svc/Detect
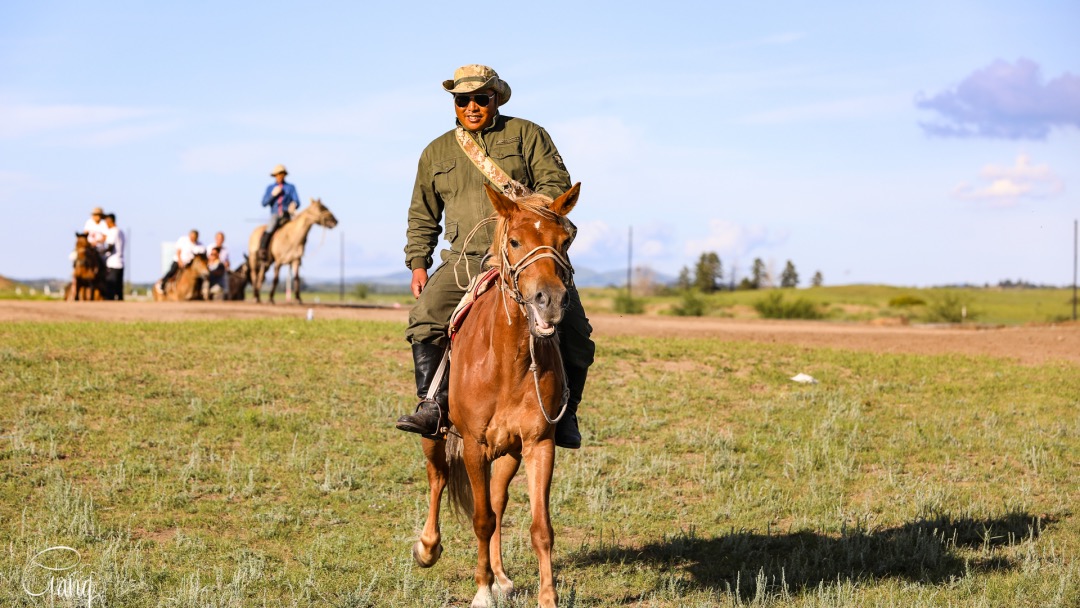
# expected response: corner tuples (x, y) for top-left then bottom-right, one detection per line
(102, 213), (125, 300)
(155, 229), (204, 293)
(258, 164), (300, 261)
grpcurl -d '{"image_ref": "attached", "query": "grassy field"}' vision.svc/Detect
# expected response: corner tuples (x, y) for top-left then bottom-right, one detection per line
(0, 319), (1077, 607)
(580, 284), (1079, 325)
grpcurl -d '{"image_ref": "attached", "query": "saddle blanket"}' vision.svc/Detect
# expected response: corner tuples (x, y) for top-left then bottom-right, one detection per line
(449, 267), (501, 342)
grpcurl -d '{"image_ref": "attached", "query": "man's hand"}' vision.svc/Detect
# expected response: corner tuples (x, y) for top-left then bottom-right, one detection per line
(411, 268), (428, 299)
(271, 185), (283, 197)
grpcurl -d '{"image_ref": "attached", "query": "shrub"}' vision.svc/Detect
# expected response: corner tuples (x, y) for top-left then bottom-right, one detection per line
(353, 283), (370, 299)
(753, 292), (823, 320)
(925, 292), (977, 323)
(889, 295), (926, 308)
(671, 290), (707, 317)
(613, 292), (644, 314)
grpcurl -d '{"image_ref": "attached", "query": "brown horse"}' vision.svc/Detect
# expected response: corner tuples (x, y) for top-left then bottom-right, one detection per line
(413, 183), (581, 608)
(226, 256), (251, 301)
(247, 198), (338, 304)
(67, 232), (105, 301)
(153, 254), (211, 301)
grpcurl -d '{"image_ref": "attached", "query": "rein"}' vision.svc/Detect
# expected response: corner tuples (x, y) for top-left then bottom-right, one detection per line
(456, 207), (574, 425)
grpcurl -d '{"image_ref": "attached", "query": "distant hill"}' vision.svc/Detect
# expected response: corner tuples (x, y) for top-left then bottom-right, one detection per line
(0, 274), (18, 290)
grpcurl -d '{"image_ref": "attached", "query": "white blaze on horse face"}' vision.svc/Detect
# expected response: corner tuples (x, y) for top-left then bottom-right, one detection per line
(534, 220), (541, 233)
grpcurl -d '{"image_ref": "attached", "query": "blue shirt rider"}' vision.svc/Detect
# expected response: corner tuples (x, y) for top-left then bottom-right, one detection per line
(258, 164), (300, 261)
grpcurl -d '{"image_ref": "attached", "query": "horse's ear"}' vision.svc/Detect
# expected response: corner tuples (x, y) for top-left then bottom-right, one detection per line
(484, 183), (517, 217)
(550, 182), (581, 217)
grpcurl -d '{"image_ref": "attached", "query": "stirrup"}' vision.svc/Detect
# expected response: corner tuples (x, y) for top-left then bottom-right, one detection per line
(397, 398), (448, 439)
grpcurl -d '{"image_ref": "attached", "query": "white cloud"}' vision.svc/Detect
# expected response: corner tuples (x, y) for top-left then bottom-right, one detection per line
(179, 140), (376, 177)
(917, 58), (1080, 139)
(640, 239), (665, 257)
(952, 154), (1064, 205)
(756, 32), (805, 46)
(683, 219), (787, 259)
(225, 89), (436, 139)
(58, 122), (180, 147)
(0, 101), (167, 142)
(569, 219), (618, 257)
(549, 115), (643, 169)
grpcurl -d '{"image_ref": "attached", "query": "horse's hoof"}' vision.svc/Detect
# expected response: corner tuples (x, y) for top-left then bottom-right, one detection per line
(470, 586), (492, 608)
(493, 577), (514, 597)
(412, 540), (442, 568)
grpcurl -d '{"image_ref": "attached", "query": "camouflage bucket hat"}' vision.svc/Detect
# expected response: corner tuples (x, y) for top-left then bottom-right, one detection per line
(442, 64), (511, 106)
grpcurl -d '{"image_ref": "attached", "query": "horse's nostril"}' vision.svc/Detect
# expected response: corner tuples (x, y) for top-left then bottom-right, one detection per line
(534, 291), (549, 308)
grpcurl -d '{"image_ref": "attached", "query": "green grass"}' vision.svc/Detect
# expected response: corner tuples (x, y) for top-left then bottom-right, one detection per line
(581, 284), (1079, 325)
(0, 319), (1077, 606)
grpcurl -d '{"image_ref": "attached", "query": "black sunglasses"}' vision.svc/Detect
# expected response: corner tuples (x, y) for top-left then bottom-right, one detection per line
(454, 93), (494, 107)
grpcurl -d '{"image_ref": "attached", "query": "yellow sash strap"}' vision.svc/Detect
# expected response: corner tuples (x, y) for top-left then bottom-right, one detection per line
(454, 127), (534, 200)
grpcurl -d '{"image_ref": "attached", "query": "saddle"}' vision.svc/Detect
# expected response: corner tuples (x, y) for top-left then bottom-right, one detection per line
(448, 267), (501, 342)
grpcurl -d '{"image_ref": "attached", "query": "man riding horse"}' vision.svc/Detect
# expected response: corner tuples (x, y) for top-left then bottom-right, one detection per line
(397, 64), (595, 449)
(258, 164), (301, 262)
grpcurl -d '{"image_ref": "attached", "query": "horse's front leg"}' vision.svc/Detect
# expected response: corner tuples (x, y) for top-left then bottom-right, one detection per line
(269, 264), (281, 304)
(463, 440), (495, 608)
(413, 437), (448, 568)
(523, 437), (558, 608)
(251, 264), (263, 303)
(292, 261), (302, 304)
(489, 453), (521, 597)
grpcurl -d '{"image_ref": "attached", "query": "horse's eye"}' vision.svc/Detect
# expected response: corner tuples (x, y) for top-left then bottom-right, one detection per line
(509, 239), (520, 249)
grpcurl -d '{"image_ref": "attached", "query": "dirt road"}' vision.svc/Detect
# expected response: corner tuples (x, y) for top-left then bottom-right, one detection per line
(2, 300), (1076, 365)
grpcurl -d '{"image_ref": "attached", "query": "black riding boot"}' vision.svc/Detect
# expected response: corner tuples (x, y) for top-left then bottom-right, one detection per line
(554, 365), (587, 449)
(396, 342), (449, 437)
(257, 232), (272, 261)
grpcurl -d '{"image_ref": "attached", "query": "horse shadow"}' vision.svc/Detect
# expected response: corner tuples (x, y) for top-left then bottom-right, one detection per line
(568, 511), (1052, 602)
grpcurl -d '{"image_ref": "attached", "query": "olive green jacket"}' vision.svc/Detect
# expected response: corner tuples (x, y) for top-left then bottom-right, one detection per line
(405, 114), (572, 271)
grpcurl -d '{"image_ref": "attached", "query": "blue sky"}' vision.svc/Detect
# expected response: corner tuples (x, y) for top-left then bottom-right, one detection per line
(2, 1), (1078, 286)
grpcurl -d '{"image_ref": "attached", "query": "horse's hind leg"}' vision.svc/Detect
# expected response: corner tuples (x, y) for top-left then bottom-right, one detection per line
(413, 437), (448, 568)
(269, 265), (281, 304)
(523, 438), (558, 608)
(489, 453), (521, 597)
(292, 262), (302, 304)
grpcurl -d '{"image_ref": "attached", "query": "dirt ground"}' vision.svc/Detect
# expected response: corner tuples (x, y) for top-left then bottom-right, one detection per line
(1, 300), (1077, 366)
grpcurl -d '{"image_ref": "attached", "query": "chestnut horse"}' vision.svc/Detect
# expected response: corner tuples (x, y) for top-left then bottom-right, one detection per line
(247, 198), (338, 304)
(413, 183), (580, 608)
(67, 232), (105, 301)
(152, 253), (210, 301)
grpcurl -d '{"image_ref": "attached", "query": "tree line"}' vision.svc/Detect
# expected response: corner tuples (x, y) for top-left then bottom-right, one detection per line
(677, 253), (823, 293)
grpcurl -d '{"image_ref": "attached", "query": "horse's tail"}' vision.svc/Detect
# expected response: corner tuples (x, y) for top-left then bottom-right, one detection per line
(445, 427), (474, 519)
